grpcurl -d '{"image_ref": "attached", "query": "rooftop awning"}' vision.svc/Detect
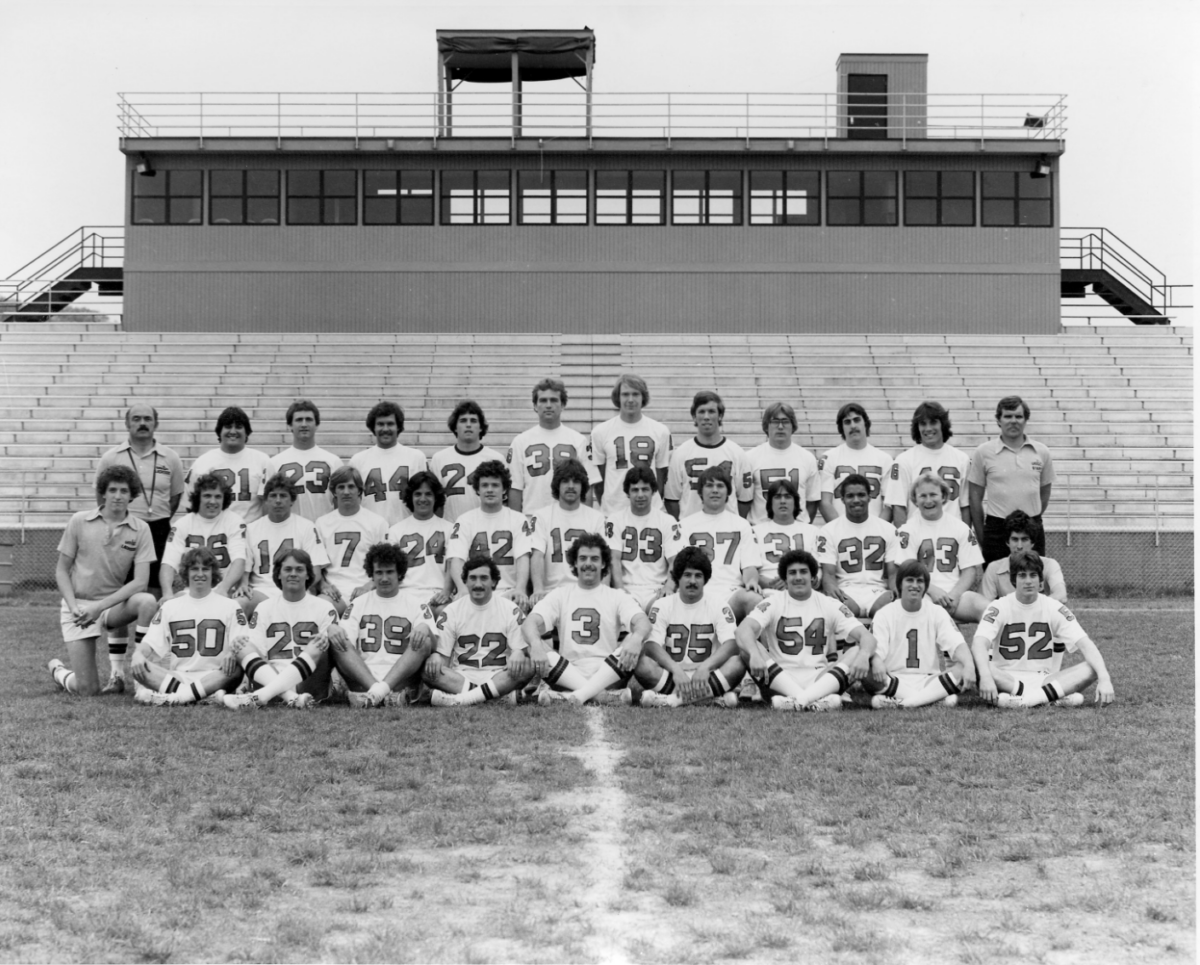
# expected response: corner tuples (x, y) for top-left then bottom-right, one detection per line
(436, 29), (595, 83)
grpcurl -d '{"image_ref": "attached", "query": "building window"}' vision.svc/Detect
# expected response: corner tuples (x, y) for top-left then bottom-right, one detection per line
(749, 171), (820, 225)
(440, 171), (511, 224)
(363, 171), (434, 225)
(827, 171), (897, 226)
(981, 171), (1053, 226)
(288, 171), (357, 225)
(672, 171), (742, 225)
(210, 171), (280, 225)
(904, 171), (975, 226)
(131, 170), (202, 225)
(595, 171), (665, 225)
(518, 170), (588, 225)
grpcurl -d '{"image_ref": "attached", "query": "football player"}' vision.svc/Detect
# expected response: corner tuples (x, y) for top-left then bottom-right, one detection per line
(382, 470), (454, 605)
(817, 473), (899, 620)
(240, 471), (330, 615)
(130, 547), (248, 705)
(159, 473), (247, 600)
(518, 533), (651, 705)
(430, 400), (503, 523)
(664, 390), (752, 520)
(507, 378), (599, 514)
(590, 374), (672, 516)
(263, 399), (343, 523)
(49, 466), (159, 697)
(605, 466), (682, 611)
(736, 549), (880, 711)
(818, 403), (894, 522)
(314, 466), (388, 614)
(862, 561), (974, 710)
(973, 551), (1113, 708)
(446, 460), (533, 608)
(529, 457), (607, 603)
(894, 473), (987, 622)
(424, 556), (535, 706)
(348, 401), (428, 526)
(753, 479), (820, 591)
(185, 405), (272, 522)
(884, 401), (971, 527)
(980, 511), (1068, 604)
(745, 402), (820, 526)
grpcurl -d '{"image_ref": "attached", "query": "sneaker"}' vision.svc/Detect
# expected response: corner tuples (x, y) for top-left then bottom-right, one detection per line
(381, 691), (410, 708)
(640, 691), (681, 708)
(997, 693), (1024, 709)
(430, 689), (462, 707)
(48, 658), (68, 690)
(591, 689), (628, 707)
(738, 677), (763, 702)
(347, 690), (375, 709)
(285, 693), (315, 709)
(619, 688), (635, 706)
(940, 694), (959, 708)
(804, 694), (844, 712)
(1054, 692), (1085, 707)
(870, 694), (904, 710)
(100, 674), (126, 695)
(134, 685), (169, 706)
(223, 692), (261, 710)
(199, 689), (227, 706)
(713, 692), (740, 708)
(770, 695), (801, 712)
(537, 688), (571, 707)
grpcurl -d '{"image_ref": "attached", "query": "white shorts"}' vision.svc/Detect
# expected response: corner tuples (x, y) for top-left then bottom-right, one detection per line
(840, 583), (889, 615)
(768, 665), (827, 693)
(454, 666), (504, 688)
(59, 600), (114, 643)
(624, 583), (664, 610)
(1005, 669), (1051, 696)
(890, 673), (949, 702)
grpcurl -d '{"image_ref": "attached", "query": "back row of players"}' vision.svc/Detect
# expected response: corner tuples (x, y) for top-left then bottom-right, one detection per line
(54, 376), (1101, 709)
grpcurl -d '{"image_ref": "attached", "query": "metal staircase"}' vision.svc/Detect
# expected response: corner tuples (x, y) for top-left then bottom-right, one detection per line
(1, 227), (124, 322)
(1061, 226), (1190, 324)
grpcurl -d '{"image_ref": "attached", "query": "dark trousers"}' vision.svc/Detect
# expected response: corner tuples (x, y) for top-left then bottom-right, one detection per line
(127, 516), (172, 593)
(982, 514), (1046, 566)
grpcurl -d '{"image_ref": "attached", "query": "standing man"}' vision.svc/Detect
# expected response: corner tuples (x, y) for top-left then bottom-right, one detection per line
(349, 401), (428, 527)
(264, 399), (343, 523)
(818, 403), (894, 523)
(968, 395), (1055, 565)
(885, 401), (971, 527)
(95, 403), (185, 689)
(664, 390), (753, 520)
(507, 378), (600, 514)
(430, 400), (503, 523)
(185, 406), (272, 522)
(745, 402), (821, 525)
(591, 374), (672, 516)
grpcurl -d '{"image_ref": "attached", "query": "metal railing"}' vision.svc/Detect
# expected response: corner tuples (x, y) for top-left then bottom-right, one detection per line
(117, 91), (1067, 144)
(1060, 226), (1192, 318)
(2, 227), (125, 322)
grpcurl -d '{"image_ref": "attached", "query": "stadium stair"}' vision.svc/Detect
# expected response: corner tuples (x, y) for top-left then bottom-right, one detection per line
(0, 323), (1191, 534)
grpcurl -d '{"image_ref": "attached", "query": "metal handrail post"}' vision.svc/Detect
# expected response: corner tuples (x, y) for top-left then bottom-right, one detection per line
(1154, 476), (1160, 548)
(199, 92), (204, 148)
(1064, 472), (1071, 548)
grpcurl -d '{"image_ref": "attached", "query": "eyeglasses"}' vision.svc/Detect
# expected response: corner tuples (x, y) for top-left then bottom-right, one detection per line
(767, 419), (793, 426)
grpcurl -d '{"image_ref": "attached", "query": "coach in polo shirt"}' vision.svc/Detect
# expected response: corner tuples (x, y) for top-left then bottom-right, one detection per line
(967, 395), (1054, 565)
(95, 403), (185, 592)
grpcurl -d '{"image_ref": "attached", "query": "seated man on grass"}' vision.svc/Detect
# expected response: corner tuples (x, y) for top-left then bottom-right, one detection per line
(980, 511), (1067, 604)
(130, 547), (248, 706)
(972, 551), (1114, 709)
(862, 560), (974, 710)
(736, 549), (879, 712)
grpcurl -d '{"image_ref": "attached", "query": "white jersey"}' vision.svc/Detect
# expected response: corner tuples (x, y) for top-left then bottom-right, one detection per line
(675, 509), (764, 601)
(447, 507), (534, 595)
(884, 443), (972, 521)
(161, 510), (248, 581)
(742, 590), (862, 672)
(532, 583), (643, 671)
(340, 588), (436, 678)
(144, 592), (247, 674)
(314, 507), (389, 599)
(590, 415), (672, 515)
(435, 593), (525, 670)
(429, 444), (504, 522)
(895, 513), (984, 595)
(529, 502), (607, 591)
(507, 425), (600, 514)
(818, 442), (894, 517)
(244, 514), (330, 595)
(647, 592), (737, 668)
(249, 592), (339, 666)
(349, 444), (428, 526)
(816, 515), (900, 592)
(605, 507), (682, 599)
(186, 447), (273, 520)
(264, 446), (345, 523)
(872, 598), (966, 675)
(982, 556), (1067, 603)
(385, 514), (453, 595)
(744, 442), (821, 526)
(664, 437), (753, 518)
(753, 518), (821, 578)
(975, 593), (1087, 675)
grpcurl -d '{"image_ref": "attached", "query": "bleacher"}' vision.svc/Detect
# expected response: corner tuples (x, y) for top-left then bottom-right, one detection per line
(0, 323), (1191, 535)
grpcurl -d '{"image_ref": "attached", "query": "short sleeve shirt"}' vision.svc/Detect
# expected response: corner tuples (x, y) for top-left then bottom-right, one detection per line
(744, 442), (821, 525)
(263, 446), (345, 523)
(664, 438), (753, 518)
(244, 514), (330, 594)
(885, 443), (971, 520)
(248, 592), (339, 665)
(385, 515), (453, 594)
(315, 507), (389, 598)
(675, 509), (764, 601)
(532, 583), (643, 666)
(144, 593), (248, 674)
(436, 594), (526, 668)
(753, 518), (821, 577)
(348, 444), (429, 527)
(340, 588), (435, 677)
(895, 513), (985, 594)
(975, 593), (1086, 675)
(186, 447), (273, 520)
(507, 425), (600, 514)
(429, 445), (504, 522)
(96, 442), (186, 522)
(528, 502), (607, 590)
(981, 556), (1067, 602)
(871, 598), (965, 675)
(590, 415), (673, 516)
(447, 507), (534, 595)
(58, 508), (156, 601)
(604, 507), (682, 595)
(646, 592), (738, 667)
(818, 442), (894, 518)
(815, 515), (900, 592)
(742, 590), (862, 672)
(967, 437), (1056, 519)
(161, 510), (248, 581)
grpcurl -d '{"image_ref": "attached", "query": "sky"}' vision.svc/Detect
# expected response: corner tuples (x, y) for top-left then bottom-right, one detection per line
(1, 0), (1194, 286)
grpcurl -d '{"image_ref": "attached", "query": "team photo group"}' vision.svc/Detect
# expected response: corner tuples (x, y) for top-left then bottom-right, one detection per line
(51, 373), (1115, 713)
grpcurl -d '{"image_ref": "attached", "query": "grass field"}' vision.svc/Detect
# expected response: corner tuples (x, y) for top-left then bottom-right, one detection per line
(0, 594), (1193, 964)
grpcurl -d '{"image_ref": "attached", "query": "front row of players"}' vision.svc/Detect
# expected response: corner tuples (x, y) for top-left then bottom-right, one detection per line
(98, 532), (1113, 712)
